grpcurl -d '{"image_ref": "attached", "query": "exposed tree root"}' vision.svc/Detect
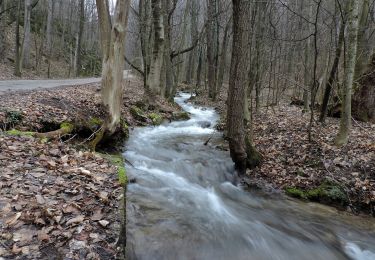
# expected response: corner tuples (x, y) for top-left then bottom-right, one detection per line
(34, 122), (74, 139)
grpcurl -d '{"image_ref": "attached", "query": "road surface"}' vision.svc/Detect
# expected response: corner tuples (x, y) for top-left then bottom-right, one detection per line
(0, 70), (134, 94)
(0, 78), (101, 93)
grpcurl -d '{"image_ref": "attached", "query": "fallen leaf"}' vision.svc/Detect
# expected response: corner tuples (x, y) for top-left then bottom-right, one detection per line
(66, 215), (85, 226)
(6, 212), (22, 226)
(98, 220), (109, 227)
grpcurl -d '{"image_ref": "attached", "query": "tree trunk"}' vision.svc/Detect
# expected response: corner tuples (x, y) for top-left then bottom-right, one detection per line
(335, 0), (361, 146)
(227, 0), (261, 176)
(46, 0), (54, 78)
(74, 0), (85, 77)
(354, 0), (370, 81)
(14, 0), (22, 77)
(206, 0), (218, 100)
(319, 19), (345, 123)
(162, 0), (174, 99)
(0, 0), (6, 61)
(145, 0), (164, 99)
(22, 0), (32, 68)
(96, 0), (130, 133)
(185, 0), (198, 85)
(217, 16), (232, 93)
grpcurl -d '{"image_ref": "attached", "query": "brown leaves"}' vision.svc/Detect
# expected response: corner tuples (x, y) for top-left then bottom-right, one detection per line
(0, 135), (122, 259)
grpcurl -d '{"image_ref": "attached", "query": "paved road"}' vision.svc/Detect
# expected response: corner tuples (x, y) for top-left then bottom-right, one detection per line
(0, 78), (101, 93)
(0, 70), (134, 94)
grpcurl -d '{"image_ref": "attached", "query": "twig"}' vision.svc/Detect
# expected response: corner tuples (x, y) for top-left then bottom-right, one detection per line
(78, 126), (103, 145)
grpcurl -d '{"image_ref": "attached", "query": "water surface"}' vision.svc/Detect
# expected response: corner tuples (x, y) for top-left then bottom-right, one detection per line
(126, 93), (375, 260)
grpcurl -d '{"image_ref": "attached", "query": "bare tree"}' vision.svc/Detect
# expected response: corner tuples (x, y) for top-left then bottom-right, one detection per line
(335, 0), (361, 146)
(227, 0), (261, 177)
(96, 0), (130, 134)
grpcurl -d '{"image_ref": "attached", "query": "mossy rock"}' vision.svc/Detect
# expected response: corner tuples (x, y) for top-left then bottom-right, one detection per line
(60, 122), (74, 132)
(148, 113), (163, 125)
(285, 181), (348, 206)
(6, 129), (35, 137)
(172, 111), (190, 121)
(130, 106), (148, 122)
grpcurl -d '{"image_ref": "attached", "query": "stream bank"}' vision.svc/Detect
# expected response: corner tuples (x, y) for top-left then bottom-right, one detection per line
(188, 85), (375, 217)
(0, 78), (183, 259)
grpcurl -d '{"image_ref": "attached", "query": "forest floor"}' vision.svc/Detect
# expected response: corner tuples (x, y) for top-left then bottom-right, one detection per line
(0, 77), (180, 259)
(189, 85), (375, 217)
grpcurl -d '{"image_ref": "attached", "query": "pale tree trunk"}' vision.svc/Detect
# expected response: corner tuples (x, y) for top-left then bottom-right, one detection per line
(74, 0), (85, 76)
(22, 0), (32, 68)
(227, 0), (261, 177)
(145, 0), (164, 99)
(46, 0), (54, 78)
(96, 0), (130, 133)
(335, 0), (361, 146)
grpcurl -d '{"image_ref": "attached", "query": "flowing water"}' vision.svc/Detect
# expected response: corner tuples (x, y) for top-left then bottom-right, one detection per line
(125, 93), (375, 260)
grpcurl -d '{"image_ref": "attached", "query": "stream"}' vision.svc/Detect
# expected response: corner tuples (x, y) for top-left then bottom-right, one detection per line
(125, 93), (375, 260)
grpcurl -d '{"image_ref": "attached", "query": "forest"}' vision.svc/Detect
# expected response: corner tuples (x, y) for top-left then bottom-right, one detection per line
(0, 0), (375, 259)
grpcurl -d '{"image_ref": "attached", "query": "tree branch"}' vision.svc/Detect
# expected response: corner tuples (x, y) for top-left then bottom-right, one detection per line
(124, 55), (144, 77)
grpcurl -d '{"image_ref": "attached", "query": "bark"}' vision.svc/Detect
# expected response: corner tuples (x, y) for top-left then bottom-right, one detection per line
(227, 0), (261, 176)
(74, 0), (85, 76)
(145, 0), (164, 99)
(217, 16), (232, 92)
(185, 0), (198, 84)
(354, 0), (370, 81)
(206, 0), (218, 100)
(14, 0), (22, 77)
(0, 0), (6, 61)
(22, 0), (32, 68)
(96, 0), (130, 133)
(319, 19), (345, 123)
(335, 0), (361, 146)
(352, 52), (375, 123)
(162, 0), (174, 99)
(46, 0), (54, 78)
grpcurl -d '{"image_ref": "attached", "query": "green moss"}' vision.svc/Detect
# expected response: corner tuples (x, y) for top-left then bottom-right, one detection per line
(148, 113), (163, 125)
(6, 129), (35, 137)
(130, 106), (148, 122)
(88, 117), (103, 128)
(97, 153), (127, 185)
(119, 119), (130, 140)
(60, 122), (74, 132)
(285, 187), (308, 199)
(285, 181), (348, 205)
(5, 110), (23, 125)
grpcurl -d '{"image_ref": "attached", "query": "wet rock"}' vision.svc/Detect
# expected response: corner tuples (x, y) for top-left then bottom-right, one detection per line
(172, 111), (190, 121)
(197, 121), (211, 128)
